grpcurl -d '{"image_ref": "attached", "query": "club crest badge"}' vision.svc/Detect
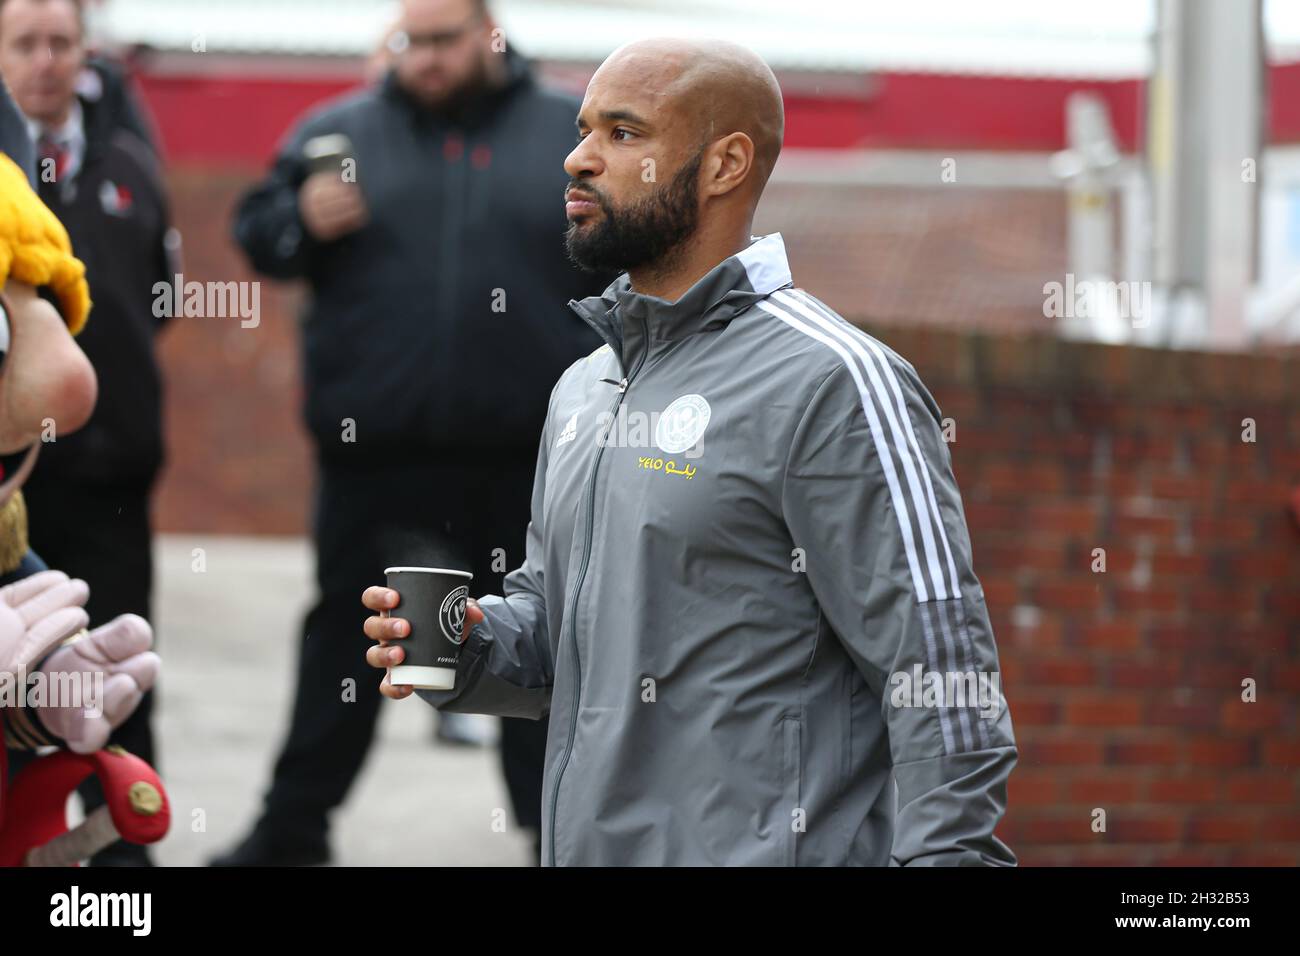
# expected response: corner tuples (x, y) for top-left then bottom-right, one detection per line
(440, 585), (469, 643)
(655, 394), (711, 454)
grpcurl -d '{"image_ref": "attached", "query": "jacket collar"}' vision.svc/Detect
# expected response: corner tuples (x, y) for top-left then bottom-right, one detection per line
(569, 232), (794, 371)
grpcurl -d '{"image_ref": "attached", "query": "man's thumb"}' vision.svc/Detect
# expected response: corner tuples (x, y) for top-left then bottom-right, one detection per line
(465, 598), (486, 633)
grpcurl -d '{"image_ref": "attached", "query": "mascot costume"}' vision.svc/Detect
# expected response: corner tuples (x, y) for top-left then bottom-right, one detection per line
(0, 77), (167, 866)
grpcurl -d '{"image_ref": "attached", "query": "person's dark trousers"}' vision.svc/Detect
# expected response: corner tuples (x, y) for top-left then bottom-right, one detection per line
(251, 449), (549, 857)
(500, 708), (547, 861)
(20, 481), (155, 865)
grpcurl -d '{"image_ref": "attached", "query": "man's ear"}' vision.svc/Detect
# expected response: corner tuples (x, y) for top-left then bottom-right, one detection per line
(701, 132), (755, 199)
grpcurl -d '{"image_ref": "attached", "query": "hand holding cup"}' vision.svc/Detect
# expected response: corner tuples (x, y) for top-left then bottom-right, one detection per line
(361, 574), (483, 702)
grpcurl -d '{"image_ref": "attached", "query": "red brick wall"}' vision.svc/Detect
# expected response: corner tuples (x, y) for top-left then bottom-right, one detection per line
(878, 325), (1300, 866)
(155, 169), (311, 534)
(153, 170), (1300, 865)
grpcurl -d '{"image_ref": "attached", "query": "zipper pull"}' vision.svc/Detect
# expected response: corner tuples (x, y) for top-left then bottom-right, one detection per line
(599, 377), (630, 393)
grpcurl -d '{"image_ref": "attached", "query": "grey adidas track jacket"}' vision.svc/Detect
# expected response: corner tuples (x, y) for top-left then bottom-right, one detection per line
(418, 233), (1018, 866)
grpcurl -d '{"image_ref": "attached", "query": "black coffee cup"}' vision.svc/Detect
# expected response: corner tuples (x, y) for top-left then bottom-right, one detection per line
(384, 567), (474, 690)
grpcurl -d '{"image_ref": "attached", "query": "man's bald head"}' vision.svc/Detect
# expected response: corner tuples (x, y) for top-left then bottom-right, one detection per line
(564, 39), (785, 277)
(595, 37), (784, 193)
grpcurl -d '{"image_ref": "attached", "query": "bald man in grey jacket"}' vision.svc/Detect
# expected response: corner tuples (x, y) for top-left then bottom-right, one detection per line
(365, 38), (1017, 867)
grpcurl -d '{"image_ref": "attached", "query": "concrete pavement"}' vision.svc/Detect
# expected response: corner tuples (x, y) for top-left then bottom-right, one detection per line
(144, 533), (533, 866)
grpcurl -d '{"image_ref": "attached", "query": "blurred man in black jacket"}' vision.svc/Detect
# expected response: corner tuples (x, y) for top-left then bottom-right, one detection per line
(213, 0), (606, 865)
(0, 0), (174, 865)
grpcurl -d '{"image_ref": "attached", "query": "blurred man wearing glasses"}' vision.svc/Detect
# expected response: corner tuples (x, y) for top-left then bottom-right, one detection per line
(212, 0), (607, 866)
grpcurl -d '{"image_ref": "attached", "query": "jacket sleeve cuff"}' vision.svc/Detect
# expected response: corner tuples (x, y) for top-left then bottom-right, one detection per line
(415, 622), (551, 720)
(2, 700), (58, 751)
(273, 193), (315, 264)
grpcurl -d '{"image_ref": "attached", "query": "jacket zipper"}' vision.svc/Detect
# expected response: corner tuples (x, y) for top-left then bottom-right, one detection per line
(548, 312), (648, 866)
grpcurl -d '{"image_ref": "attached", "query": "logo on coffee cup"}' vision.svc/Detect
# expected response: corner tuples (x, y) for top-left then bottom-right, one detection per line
(440, 585), (469, 644)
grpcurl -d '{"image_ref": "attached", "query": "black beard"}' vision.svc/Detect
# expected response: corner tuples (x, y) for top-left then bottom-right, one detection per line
(565, 147), (703, 275)
(407, 53), (495, 119)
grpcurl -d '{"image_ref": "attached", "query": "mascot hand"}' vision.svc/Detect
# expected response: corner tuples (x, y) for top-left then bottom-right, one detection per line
(36, 613), (160, 754)
(0, 570), (90, 676)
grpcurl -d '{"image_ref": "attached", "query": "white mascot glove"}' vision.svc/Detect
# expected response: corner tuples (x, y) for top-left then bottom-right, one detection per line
(36, 613), (159, 754)
(0, 570), (89, 676)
